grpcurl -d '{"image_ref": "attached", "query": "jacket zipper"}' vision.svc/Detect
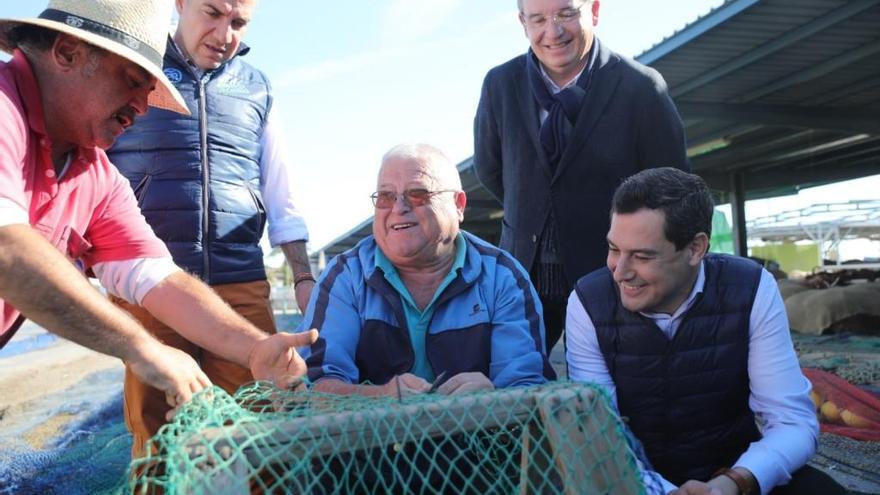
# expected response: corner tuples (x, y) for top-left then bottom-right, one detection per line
(198, 74), (210, 280)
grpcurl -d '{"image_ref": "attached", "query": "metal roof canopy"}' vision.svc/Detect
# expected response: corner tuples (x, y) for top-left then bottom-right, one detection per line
(641, 0), (880, 254)
(312, 0), (880, 265)
(746, 200), (880, 265)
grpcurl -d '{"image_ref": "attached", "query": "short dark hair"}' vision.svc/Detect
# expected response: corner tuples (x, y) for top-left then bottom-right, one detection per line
(8, 24), (59, 51)
(611, 167), (714, 250)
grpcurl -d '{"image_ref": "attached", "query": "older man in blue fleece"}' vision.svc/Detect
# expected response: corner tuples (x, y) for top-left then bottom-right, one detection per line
(303, 143), (554, 397)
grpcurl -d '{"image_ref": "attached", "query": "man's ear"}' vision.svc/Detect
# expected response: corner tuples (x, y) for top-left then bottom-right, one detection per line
(519, 12), (529, 38)
(591, 0), (601, 26)
(688, 232), (710, 266)
(51, 33), (84, 71)
(455, 191), (467, 222)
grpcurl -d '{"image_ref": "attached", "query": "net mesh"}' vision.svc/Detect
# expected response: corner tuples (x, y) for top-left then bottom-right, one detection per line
(129, 381), (647, 494)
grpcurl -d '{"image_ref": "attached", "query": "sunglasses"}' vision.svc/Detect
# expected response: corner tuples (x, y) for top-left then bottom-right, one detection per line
(370, 189), (457, 209)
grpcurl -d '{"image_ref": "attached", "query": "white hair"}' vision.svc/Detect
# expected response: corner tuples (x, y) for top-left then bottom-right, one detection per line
(381, 143), (462, 190)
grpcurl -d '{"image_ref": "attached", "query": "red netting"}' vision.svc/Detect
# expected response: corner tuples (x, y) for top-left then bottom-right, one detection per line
(803, 368), (880, 441)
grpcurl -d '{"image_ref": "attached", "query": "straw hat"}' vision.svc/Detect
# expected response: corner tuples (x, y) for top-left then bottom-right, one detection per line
(0, 0), (189, 115)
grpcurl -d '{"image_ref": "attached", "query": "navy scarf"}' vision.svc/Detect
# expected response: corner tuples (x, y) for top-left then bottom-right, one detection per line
(526, 39), (599, 170)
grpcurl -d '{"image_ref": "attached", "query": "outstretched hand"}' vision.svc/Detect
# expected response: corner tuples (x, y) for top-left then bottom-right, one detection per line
(247, 329), (319, 389)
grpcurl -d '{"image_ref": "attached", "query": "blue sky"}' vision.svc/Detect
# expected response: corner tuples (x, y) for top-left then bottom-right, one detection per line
(5, 1), (877, 256)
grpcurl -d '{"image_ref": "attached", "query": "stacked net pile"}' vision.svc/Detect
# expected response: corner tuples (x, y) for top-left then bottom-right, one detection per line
(130, 381), (647, 494)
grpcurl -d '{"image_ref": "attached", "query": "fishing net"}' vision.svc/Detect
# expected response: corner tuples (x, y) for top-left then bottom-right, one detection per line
(129, 381), (649, 494)
(0, 394), (131, 495)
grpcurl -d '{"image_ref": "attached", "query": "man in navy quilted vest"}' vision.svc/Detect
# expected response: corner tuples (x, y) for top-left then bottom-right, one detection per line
(106, 0), (314, 458)
(566, 168), (844, 494)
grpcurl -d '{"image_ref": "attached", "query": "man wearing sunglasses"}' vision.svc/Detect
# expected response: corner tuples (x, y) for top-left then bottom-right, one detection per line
(474, 0), (689, 357)
(302, 144), (554, 399)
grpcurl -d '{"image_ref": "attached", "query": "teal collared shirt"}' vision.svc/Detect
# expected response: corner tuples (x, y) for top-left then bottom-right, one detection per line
(375, 233), (467, 381)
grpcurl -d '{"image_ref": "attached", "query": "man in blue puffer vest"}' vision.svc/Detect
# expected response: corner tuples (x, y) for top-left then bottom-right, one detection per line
(303, 144), (555, 397)
(566, 168), (844, 494)
(106, 0), (314, 457)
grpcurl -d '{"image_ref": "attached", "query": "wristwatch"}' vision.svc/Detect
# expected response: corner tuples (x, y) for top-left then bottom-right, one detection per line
(713, 467), (756, 495)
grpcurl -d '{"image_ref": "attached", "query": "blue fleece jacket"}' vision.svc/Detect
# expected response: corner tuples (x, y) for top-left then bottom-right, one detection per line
(302, 231), (555, 388)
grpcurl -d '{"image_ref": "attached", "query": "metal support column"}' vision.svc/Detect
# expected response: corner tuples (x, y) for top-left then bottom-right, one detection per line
(728, 172), (748, 257)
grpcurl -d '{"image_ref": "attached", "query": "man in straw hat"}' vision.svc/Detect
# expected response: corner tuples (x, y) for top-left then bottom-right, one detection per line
(107, 0), (315, 457)
(0, 0), (316, 422)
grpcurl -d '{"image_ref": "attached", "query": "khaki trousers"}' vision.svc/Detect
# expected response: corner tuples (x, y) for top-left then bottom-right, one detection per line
(113, 279), (276, 458)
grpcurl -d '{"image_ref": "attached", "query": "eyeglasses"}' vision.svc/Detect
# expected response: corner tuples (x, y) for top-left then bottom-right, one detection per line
(370, 189), (457, 209)
(522, 1), (590, 30)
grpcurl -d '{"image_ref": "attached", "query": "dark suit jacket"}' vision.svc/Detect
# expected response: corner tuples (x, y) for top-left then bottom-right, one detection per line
(473, 40), (690, 289)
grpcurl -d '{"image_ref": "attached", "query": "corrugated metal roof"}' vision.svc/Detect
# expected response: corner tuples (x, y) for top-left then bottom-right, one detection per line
(642, 0), (880, 198)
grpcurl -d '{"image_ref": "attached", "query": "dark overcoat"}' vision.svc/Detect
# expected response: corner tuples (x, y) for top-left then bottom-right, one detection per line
(474, 41), (690, 286)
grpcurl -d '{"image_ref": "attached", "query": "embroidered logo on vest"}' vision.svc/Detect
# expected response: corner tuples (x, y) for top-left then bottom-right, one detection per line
(213, 75), (250, 96)
(164, 68), (183, 83)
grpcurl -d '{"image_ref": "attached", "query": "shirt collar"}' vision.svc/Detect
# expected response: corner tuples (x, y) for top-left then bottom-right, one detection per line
(10, 50), (48, 138)
(539, 62), (586, 94)
(375, 233), (467, 277)
(640, 260), (706, 320)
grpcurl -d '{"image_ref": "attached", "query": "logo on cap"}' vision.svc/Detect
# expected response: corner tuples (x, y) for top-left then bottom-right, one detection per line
(65, 16), (84, 28)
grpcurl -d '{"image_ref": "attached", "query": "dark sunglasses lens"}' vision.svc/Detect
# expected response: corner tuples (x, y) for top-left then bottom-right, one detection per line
(406, 189), (431, 206)
(374, 192), (395, 208)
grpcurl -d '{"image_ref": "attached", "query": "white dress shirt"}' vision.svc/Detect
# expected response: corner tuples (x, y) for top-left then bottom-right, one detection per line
(566, 262), (818, 495)
(259, 108), (309, 246)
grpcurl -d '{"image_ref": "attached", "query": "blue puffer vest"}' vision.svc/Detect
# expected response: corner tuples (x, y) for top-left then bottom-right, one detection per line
(575, 254), (763, 485)
(108, 40), (271, 285)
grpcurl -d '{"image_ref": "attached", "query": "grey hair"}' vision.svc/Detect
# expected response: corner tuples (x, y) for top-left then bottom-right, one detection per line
(381, 143), (462, 190)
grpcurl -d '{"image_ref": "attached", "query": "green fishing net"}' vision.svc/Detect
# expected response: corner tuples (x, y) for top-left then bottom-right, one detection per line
(129, 381), (646, 494)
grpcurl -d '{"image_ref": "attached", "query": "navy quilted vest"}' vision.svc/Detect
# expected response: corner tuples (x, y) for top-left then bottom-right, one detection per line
(108, 40), (271, 285)
(575, 254), (763, 485)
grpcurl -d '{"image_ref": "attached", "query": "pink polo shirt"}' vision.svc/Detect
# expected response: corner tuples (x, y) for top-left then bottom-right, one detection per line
(0, 50), (171, 340)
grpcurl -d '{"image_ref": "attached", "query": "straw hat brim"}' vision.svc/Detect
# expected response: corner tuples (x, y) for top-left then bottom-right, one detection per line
(0, 17), (189, 116)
